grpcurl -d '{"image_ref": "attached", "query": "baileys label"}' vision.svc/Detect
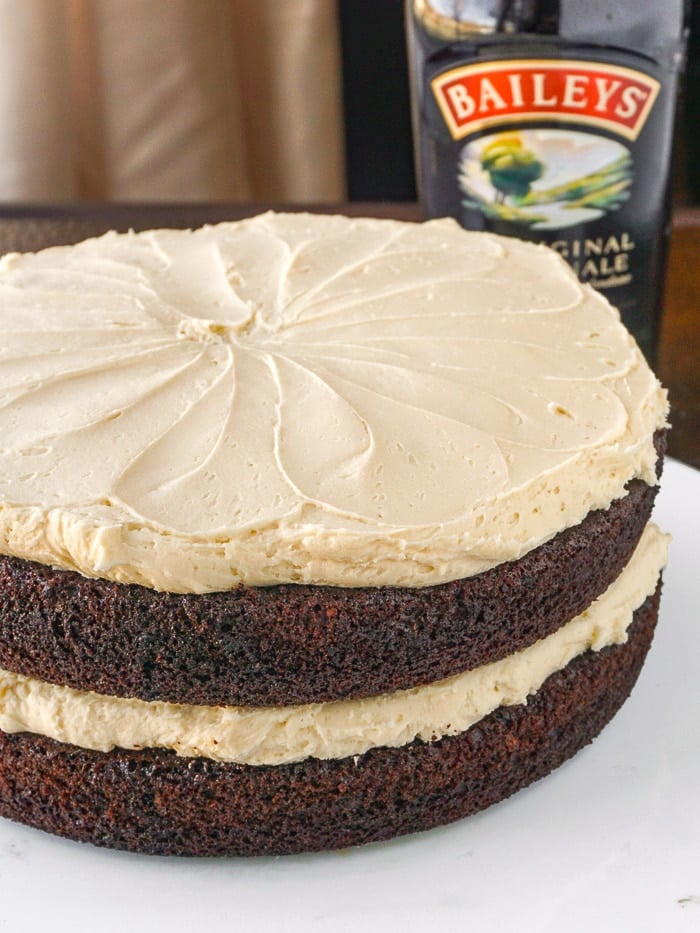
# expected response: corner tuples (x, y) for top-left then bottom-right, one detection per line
(428, 60), (660, 235)
(431, 60), (660, 142)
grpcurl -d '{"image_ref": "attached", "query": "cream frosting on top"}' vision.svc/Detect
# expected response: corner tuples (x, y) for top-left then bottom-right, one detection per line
(0, 212), (667, 591)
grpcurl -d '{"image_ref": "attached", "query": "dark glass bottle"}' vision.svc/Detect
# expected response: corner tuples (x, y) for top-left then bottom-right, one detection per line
(406, 0), (689, 362)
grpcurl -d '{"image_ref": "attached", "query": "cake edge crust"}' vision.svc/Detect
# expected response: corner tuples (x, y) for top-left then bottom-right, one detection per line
(0, 583), (660, 857)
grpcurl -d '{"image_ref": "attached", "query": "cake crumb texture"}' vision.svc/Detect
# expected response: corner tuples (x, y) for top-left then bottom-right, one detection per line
(0, 588), (659, 856)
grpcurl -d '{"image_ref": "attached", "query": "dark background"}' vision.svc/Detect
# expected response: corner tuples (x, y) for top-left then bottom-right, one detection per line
(339, 0), (700, 204)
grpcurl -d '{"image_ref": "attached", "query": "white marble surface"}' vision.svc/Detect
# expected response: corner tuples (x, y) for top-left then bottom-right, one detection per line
(0, 458), (697, 933)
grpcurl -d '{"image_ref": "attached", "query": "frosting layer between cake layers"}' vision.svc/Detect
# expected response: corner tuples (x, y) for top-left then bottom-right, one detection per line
(0, 212), (667, 590)
(0, 524), (668, 765)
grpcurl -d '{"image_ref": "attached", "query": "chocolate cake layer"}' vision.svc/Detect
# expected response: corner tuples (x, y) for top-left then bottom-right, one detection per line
(0, 585), (660, 856)
(0, 460), (662, 707)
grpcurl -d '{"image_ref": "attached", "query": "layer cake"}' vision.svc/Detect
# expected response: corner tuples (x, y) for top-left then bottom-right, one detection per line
(0, 212), (669, 855)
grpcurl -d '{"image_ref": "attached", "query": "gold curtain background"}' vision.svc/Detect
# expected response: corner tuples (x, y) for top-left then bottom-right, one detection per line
(0, 0), (346, 202)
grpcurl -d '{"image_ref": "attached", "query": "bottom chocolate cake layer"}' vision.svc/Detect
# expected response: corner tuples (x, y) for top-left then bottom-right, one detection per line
(0, 584), (660, 857)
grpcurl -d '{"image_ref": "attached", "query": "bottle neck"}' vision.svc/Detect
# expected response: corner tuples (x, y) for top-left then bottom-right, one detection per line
(411, 1), (559, 38)
(411, 0), (688, 62)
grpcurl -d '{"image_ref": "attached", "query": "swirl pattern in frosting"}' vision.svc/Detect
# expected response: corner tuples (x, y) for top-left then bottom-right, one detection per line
(0, 212), (666, 591)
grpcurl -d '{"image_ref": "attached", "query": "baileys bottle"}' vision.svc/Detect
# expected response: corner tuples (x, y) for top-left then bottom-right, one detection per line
(406, 0), (689, 362)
